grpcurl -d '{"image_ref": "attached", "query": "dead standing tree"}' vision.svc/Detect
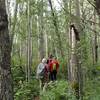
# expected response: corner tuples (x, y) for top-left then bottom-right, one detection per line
(68, 24), (82, 100)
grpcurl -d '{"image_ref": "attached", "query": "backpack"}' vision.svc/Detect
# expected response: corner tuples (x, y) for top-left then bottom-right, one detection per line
(52, 63), (56, 71)
(39, 67), (45, 77)
(38, 63), (45, 78)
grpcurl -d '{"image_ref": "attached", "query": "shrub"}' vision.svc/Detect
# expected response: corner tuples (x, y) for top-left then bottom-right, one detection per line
(40, 80), (76, 100)
(14, 79), (39, 100)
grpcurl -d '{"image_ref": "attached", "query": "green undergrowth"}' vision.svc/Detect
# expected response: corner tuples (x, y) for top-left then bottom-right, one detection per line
(14, 78), (100, 100)
(13, 64), (100, 100)
(14, 79), (39, 100)
(40, 80), (76, 100)
(83, 78), (100, 100)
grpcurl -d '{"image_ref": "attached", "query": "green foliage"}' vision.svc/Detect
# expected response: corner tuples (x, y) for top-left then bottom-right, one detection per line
(84, 79), (100, 100)
(14, 80), (39, 100)
(12, 55), (26, 85)
(12, 65), (25, 84)
(40, 80), (76, 100)
(57, 57), (68, 79)
(10, 0), (100, 100)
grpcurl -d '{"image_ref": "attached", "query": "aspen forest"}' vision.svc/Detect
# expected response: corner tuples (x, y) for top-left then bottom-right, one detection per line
(0, 0), (100, 100)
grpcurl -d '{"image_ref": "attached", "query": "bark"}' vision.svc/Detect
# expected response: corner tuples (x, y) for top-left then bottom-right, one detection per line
(38, 0), (45, 60)
(69, 25), (82, 100)
(75, 0), (83, 99)
(95, 0), (100, 15)
(10, 2), (18, 43)
(94, 0), (100, 64)
(45, 32), (48, 58)
(67, 0), (72, 81)
(26, 0), (32, 81)
(0, 0), (13, 99)
(92, 9), (98, 65)
(48, 0), (64, 57)
(75, 0), (81, 30)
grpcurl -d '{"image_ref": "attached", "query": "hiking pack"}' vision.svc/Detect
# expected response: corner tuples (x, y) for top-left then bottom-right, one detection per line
(39, 66), (45, 77)
(37, 63), (46, 78)
(52, 63), (56, 71)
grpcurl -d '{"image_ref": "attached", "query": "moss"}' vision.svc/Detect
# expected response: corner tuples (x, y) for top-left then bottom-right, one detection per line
(71, 81), (79, 90)
(71, 81), (80, 99)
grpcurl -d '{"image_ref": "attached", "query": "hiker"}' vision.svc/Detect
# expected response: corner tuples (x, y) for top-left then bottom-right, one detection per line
(49, 57), (59, 81)
(47, 54), (53, 80)
(47, 54), (53, 66)
(36, 58), (47, 90)
(36, 58), (49, 91)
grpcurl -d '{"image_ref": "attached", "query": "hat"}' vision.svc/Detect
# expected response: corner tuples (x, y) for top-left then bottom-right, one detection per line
(42, 58), (47, 63)
(49, 54), (54, 58)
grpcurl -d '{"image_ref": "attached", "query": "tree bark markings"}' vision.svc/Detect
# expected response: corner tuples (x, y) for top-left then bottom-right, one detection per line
(0, 0), (13, 99)
(69, 24), (83, 100)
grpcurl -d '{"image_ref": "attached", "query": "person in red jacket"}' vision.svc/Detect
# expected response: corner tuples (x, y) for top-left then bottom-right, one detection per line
(49, 57), (59, 81)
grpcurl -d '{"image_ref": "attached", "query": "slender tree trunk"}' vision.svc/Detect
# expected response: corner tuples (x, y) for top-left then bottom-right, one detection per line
(26, 0), (32, 81)
(0, 0), (13, 99)
(92, 9), (98, 65)
(19, 38), (23, 66)
(10, 2), (18, 43)
(67, 0), (72, 81)
(75, 0), (81, 30)
(94, 0), (100, 63)
(45, 31), (48, 58)
(48, 0), (64, 57)
(38, 0), (45, 60)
